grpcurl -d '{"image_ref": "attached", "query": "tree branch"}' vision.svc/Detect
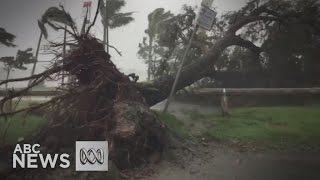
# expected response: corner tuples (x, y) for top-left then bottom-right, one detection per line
(100, 42), (122, 56)
(250, 5), (281, 17)
(227, 16), (282, 34)
(232, 35), (262, 54)
(0, 65), (63, 86)
(85, 0), (101, 37)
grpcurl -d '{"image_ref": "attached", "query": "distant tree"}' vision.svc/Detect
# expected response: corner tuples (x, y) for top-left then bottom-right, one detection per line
(0, 28), (16, 47)
(138, 8), (173, 81)
(138, 6), (212, 80)
(0, 48), (36, 88)
(99, 0), (134, 51)
(261, 20), (320, 85)
(216, 47), (262, 72)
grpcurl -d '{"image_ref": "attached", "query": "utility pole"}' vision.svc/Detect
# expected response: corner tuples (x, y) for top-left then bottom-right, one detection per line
(103, 0), (109, 53)
(62, 25), (67, 85)
(162, 0), (216, 113)
(29, 32), (43, 86)
(162, 25), (199, 113)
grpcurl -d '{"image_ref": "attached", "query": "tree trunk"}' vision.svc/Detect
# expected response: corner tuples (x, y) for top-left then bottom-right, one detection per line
(5, 68), (10, 89)
(29, 32), (42, 86)
(147, 36), (153, 82)
(139, 34), (236, 106)
(106, 24), (109, 53)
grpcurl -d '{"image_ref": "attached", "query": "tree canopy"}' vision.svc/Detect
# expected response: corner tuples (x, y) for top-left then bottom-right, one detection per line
(0, 48), (36, 88)
(99, 0), (134, 29)
(139, 0), (320, 105)
(38, 6), (76, 39)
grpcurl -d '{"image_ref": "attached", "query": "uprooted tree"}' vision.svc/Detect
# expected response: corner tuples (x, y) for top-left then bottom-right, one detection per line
(2, 2), (166, 171)
(1, 0), (320, 178)
(140, 0), (320, 105)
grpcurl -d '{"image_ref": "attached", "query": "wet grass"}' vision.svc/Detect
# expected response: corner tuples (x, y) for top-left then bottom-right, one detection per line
(3, 101), (320, 146)
(0, 100), (47, 145)
(158, 105), (320, 146)
(157, 112), (189, 138)
(203, 106), (320, 145)
(0, 115), (47, 144)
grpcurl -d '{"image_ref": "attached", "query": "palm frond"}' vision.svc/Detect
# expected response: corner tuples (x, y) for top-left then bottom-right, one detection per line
(100, 0), (126, 21)
(39, 6), (76, 38)
(147, 8), (173, 37)
(112, 12), (134, 19)
(38, 20), (48, 39)
(109, 14), (134, 28)
(41, 7), (74, 26)
(0, 28), (16, 47)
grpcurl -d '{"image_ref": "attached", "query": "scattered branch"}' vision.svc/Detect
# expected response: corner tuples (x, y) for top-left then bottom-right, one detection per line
(85, 0), (101, 37)
(101, 41), (122, 56)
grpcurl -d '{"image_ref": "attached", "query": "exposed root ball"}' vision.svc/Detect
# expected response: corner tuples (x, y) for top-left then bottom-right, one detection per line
(34, 38), (167, 169)
(110, 101), (166, 168)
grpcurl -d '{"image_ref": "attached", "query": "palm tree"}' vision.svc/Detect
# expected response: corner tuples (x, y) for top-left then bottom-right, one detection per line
(37, 6), (76, 39)
(99, 0), (134, 53)
(33, 6), (77, 84)
(0, 48), (36, 88)
(144, 8), (173, 81)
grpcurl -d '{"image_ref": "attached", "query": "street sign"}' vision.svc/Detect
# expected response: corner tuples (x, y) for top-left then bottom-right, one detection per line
(201, 0), (214, 7)
(83, 1), (92, 8)
(197, 6), (217, 30)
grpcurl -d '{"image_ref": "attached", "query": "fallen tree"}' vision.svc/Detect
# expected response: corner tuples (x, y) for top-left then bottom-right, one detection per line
(0, 3), (166, 178)
(140, 0), (320, 106)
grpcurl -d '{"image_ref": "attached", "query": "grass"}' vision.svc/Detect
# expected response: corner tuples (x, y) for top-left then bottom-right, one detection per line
(3, 100), (320, 146)
(204, 106), (320, 145)
(0, 100), (47, 145)
(157, 105), (320, 146)
(0, 115), (47, 144)
(157, 112), (189, 138)
(13, 99), (45, 110)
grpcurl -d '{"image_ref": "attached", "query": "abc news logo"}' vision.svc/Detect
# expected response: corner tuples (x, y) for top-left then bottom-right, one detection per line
(13, 141), (108, 171)
(76, 141), (108, 171)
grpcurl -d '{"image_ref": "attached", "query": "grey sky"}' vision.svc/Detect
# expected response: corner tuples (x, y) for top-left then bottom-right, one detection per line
(0, 0), (247, 87)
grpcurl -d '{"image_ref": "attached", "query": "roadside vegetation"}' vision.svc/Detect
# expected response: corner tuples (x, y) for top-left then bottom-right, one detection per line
(0, 115), (46, 144)
(159, 106), (320, 146)
(0, 100), (46, 145)
(157, 112), (189, 138)
(2, 102), (320, 147)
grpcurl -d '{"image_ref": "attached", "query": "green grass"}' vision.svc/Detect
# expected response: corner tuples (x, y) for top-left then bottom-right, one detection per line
(0, 115), (47, 144)
(157, 112), (189, 138)
(13, 100), (45, 110)
(0, 100), (47, 145)
(3, 101), (320, 147)
(204, 106), (320, 145)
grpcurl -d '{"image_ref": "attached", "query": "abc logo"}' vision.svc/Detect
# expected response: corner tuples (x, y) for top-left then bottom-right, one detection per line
(75, 141), (108, 171)
(80, 148), (104, 165)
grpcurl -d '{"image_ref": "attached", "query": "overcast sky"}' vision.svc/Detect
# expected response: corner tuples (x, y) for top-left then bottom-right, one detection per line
(0, 0), (247, 87)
